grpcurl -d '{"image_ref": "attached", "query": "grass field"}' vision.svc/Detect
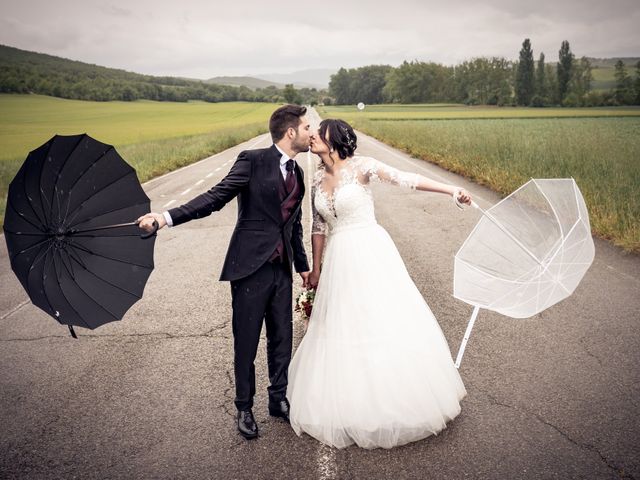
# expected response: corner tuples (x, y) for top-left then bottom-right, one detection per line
(0, 94), (274, 229)
(323, 104), (640, 120)
(318, 104), (640, 253)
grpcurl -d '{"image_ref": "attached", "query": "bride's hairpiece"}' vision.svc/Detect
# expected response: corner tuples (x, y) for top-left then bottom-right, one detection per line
(340, 125), (356, 149)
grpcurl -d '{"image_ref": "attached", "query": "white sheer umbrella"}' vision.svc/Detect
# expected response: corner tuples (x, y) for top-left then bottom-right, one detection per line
(453, 179), (595, 368)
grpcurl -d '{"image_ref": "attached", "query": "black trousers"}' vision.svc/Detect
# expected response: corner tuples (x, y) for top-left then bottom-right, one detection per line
(230, 259), (293, 411)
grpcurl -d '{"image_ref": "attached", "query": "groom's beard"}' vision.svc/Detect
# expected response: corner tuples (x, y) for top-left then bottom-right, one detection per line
(291, 134), (310, 155)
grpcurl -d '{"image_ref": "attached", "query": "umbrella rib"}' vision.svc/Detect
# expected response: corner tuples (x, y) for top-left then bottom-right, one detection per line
(49, 135), (85, 226)
(62, 170), (137, 228)
(47, 250), (92, 329)
(25, 243), (58, 319)
(67, 252), (143, 300)
(474, 204), (544, 266)
(58, 247), (76, 281)
(65, 245), (88, 271)
(59, 145), (115, 228)
(57, 253), (122, 321)
(5, 198), (47, 233)
(14, 168), (47, 228)
(456, 257), (535, 284)
(66, 238), (153, 269)
(37, 245), (87, 328)
(4, 231), (49, 237)
(71, 233), (144, 238)
(9, 237), (52, 264)
(36, 138), (56, 227)
(68, 200), (150, 231)
(513, 196), (549, 251)
(533, 179), (563, 235)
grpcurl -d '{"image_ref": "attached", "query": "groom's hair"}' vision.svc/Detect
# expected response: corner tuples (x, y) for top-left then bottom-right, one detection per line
(270, 104), (307, 142)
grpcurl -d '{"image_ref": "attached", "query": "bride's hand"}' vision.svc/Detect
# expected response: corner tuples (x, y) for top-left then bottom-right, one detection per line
(454, 188), (472, 207)
(308, 269), (320, 289)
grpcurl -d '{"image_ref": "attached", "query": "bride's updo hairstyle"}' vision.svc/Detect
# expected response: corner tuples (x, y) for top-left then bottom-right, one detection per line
(318, 119), (357, 160)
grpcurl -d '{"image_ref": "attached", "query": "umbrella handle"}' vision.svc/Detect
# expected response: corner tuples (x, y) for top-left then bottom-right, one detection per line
(455, 305), (480, 369)
(140, 219), (158, 239)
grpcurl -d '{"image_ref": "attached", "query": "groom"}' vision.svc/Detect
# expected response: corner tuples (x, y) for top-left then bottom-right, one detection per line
(137, 105), (312, 440)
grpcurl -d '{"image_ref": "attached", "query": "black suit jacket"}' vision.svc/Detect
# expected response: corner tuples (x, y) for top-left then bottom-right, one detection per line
(167, 145), (310, 281)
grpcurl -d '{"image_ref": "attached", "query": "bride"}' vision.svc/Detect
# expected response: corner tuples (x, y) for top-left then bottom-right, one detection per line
(286, 119), (470, 449)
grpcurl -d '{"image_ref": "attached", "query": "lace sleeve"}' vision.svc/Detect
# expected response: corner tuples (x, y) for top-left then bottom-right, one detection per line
(360, 157), (419, 190)
(311, 171), (328, 236)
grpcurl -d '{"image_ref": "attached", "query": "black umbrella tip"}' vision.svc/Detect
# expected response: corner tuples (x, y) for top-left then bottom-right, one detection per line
(68, 325), (78, 339)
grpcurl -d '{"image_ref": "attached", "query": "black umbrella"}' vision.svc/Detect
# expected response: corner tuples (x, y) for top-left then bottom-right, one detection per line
(3, 134), (158, 338)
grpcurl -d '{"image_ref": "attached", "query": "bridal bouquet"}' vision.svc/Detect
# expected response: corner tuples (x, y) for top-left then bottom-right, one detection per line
(295, 288), (315, 330)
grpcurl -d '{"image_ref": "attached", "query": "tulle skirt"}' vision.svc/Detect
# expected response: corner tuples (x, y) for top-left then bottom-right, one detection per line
(287, 222), (467, 449)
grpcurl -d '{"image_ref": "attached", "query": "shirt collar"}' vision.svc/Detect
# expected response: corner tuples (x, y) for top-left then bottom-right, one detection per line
(274, 144), (293, 166)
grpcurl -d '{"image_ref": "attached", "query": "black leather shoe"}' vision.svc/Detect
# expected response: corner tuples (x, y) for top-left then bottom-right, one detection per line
(268, 398), (290, 423)
(237, 409), (258, 439)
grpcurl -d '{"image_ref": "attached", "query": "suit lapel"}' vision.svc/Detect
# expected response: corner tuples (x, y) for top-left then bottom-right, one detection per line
(264, 144), (306, 226)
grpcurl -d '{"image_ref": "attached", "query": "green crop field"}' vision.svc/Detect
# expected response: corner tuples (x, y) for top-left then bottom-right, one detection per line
(318, 104), (640, 253)
(0, 94), (275, 229)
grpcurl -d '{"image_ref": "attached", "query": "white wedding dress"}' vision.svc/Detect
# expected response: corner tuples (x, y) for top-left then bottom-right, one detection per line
(286, 155), (467, 449)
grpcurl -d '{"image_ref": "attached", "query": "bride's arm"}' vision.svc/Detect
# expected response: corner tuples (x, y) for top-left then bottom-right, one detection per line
(309, 182), (327, 288)
(363, 157), (471, 205)
(310, 234), (325, 288)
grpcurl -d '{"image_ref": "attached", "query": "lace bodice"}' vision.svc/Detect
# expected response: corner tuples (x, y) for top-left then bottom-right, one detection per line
(311, 156), (420, 235)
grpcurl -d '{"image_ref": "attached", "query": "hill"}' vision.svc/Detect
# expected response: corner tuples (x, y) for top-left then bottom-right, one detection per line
(257, 69), (335, 89)
(205, 76), (285, 89)
(0, 44), (284, 103)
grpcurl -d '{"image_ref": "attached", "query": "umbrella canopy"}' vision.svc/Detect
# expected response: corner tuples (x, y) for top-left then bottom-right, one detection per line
(3, 134), (157, 337)
(454, 178), (594, 319)
(452, 179), (594, 368)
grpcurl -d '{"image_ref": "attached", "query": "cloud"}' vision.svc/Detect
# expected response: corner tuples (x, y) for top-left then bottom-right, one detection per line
(0, 0), (638, 78)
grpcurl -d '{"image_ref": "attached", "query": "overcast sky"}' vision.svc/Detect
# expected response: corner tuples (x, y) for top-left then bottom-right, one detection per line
(1, 0), (639, 79)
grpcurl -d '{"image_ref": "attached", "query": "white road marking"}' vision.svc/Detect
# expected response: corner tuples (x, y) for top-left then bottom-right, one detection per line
(180, 188), (192, 196)
(142, 133), (269, 187)
(316, 443), (337, 480)
(163, 200), (176, 208)
(0, 299), (30, 321)
(215, 167), (221, 172)
(195, 180), (204, 186)
(206, 173), (214, 178)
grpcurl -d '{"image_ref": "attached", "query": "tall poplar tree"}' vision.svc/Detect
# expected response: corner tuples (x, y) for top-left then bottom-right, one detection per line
(557, 40), (573, 103)
(516, 38), (535, 105)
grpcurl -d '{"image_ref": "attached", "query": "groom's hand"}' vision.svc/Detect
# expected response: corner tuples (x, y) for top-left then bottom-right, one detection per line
(136, 212), (167, 232)
(299, 271), (310, 289)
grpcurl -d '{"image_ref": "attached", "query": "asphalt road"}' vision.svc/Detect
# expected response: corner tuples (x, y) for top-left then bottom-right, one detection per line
(1, 108), (638, 479)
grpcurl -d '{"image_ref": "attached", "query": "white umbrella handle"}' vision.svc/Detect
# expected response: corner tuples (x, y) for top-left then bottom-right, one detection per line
(454, 305), (480, 369)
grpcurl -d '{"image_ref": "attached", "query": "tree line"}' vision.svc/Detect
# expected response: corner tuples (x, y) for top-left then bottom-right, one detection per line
(0, 45), (325, 104)
(329, 40), (640, 107)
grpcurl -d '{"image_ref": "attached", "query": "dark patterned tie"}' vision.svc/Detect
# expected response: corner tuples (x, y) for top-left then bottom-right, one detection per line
(285, 159), (296, 194)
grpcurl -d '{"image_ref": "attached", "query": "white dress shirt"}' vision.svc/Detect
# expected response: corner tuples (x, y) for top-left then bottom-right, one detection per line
(162, 144), (296, 228)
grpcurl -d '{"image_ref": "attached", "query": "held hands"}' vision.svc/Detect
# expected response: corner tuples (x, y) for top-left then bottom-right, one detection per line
(136, 213), (167, 232)
(308, 270), (320, 289)
(300, 269), (321, 289)
(299, 271), (310, 289)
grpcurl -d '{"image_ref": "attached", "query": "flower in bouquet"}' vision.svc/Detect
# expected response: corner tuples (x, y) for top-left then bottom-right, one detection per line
(294, 288), (316, 330)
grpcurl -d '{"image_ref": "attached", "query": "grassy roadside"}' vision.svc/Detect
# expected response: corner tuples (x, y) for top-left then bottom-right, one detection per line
(318, 105), (640, 253)
(1, 95), (274, 230)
